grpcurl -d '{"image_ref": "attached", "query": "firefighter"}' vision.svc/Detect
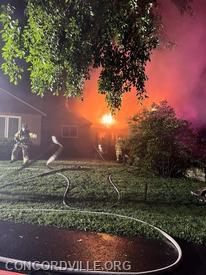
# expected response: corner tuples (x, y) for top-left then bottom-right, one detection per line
(115, 137), (123, 162)
(10, 123), (37, 165)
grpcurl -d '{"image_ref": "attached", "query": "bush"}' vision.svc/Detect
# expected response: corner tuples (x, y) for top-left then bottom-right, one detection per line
(124, 101), (201, 177)
(0, 138), (14, 160)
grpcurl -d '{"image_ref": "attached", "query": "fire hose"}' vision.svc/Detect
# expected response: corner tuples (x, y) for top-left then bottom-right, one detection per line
(0, 137), (182, 275)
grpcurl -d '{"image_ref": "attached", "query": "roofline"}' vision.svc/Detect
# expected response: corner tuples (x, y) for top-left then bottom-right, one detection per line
(0, 87), (47, 116)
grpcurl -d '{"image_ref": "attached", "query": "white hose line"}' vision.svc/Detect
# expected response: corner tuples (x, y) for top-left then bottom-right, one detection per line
(0, 207), (182, 275)
(0, 173), (182, 275)
(0, 136), (63, 181)
(61, 173), (120, 205)
(46, 136), (63, 167)
(0, 137), (182, 274)
(0, 167), (43, 170)
(108, 174), (121, 201)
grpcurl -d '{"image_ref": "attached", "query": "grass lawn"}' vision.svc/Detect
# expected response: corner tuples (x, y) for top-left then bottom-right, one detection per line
(0, 160), (205, 245)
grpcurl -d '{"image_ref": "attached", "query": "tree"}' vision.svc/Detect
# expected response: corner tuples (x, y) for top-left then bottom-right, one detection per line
(125, 101), (198, 177)
(0, 0), (192, 110)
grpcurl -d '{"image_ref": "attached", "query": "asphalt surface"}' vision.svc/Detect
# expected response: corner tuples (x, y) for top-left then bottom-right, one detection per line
(164, 239), (206, 275)
(0, 220), (178, 274)
(0, 221), (205, 274)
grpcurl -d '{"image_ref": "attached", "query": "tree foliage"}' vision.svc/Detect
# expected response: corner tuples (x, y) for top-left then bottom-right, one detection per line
(125, 101), (198, 177)
(0, 0), (192, 109)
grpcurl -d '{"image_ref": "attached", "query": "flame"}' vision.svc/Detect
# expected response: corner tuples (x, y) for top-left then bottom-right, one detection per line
(101, 113), (114, 126)
(72, 0), (206, 128)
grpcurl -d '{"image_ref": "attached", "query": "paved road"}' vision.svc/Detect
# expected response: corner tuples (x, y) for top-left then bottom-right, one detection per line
(0, 220), (178, 274)
(165, 239), (206, 275)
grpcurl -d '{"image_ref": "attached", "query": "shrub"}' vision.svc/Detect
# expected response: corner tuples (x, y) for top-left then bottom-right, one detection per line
(125, 101), (200, 177)
(0, 138), (14, 160)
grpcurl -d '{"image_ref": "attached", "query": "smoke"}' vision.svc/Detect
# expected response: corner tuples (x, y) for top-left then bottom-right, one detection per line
(73, 0), (206, 128)
(146, 0), (206, 125)
(0, 0), (205, 128)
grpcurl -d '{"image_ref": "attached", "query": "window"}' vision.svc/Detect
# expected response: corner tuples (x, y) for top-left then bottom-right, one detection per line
(61, 125), (78, 138)
(0, 115), (21, 139)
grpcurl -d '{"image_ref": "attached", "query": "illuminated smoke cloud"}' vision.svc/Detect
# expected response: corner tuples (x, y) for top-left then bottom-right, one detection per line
(73, 0), (206, 128)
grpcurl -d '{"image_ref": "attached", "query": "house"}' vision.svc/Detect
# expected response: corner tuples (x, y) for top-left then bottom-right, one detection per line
(91, 122), (127, 160)
(41, 98), (93, 158)
(0, 87), (93, 159)
(0, 87), (45, 145)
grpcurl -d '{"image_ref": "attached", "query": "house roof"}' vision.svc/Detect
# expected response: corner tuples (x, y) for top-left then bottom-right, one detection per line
(59, 111), (92, 126)
(0, 87), (47, 116)
(31, 94), (91, 126)
(45, 100), (92, 126)
(0, 88), (92, 126)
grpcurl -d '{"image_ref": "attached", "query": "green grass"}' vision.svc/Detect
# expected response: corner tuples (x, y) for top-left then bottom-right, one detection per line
(0, 160), (205, 244)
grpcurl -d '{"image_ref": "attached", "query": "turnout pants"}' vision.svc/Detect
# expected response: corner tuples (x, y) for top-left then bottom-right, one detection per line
(11, 143), (29, 164)
(116, 150), (122, 162)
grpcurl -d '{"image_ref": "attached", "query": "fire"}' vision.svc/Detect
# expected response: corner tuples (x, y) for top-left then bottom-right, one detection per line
(101, 113), (114, 126)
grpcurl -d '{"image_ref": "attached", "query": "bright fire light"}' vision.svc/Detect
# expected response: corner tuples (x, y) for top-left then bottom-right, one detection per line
(101, 113), (114, 126)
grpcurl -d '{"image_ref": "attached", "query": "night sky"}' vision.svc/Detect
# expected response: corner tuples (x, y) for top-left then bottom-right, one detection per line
(0, 0), (206, 127)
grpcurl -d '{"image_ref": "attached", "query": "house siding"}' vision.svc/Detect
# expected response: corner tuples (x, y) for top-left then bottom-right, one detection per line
(0, 112), (42, 145)
(42, 117), (93, 158)
(0, 91), (95, 158)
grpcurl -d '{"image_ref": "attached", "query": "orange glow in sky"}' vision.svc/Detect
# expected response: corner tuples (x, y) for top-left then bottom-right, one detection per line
(72, 0), (206, 129)
(73, 69), (142, 129)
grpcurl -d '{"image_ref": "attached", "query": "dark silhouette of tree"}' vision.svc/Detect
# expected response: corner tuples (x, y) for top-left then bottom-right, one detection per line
(0, 0), (192, 110)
